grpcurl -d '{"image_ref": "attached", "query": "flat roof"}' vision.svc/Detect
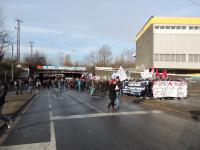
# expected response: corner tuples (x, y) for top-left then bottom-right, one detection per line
(136, 16), (200, 41)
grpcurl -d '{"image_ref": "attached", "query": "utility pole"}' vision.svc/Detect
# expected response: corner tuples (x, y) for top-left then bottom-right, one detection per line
(11, 44), (14, 80)
(29, 41), (34, 58)
(15, 19), (23, 63)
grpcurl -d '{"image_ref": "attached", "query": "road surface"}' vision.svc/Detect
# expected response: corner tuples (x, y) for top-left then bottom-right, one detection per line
(0, 89), (199, 150)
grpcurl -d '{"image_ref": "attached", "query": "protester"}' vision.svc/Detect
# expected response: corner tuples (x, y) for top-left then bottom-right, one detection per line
(36, 79), (41, 90)
(15, 79), (19, 95)
(115, 76), (121, 110)
(28, 77), (33, 94)
(19, 78), (24, 95)
(0, 83), (12, 129)
(107, 79), (117, 112)
(90, 80), (96, 96)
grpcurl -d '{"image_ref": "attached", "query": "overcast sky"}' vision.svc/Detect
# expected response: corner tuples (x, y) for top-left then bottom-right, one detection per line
(1, 0), (200, 64)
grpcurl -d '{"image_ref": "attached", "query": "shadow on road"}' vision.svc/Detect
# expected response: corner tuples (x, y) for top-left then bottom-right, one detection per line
(132, 98), (145, 104)
(189, 111), (200, 121)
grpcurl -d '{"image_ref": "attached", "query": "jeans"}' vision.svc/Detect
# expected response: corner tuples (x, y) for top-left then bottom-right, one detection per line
(115, 91), (120, 109)
(90, 87), (95, 95)
(28, 85), (32, 94)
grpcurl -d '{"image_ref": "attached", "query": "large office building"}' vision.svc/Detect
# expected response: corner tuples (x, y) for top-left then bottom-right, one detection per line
(136, 16), (200, 72)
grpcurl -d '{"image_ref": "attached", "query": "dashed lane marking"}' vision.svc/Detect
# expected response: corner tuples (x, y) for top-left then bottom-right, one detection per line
(51, 110), (163, 121)
(0, 90), (57, 150)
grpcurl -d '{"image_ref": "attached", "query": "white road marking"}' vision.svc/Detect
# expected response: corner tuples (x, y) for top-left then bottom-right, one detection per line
(93, 96), (101, 99)
(0, 91), (57, 150)
(51, 110), (163, 121)
(67, 92), (102, 113)
(58, 97), (63, 100)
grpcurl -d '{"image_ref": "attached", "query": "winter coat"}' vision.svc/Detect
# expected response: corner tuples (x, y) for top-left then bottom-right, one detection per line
(0, 84), (8, 107)
(108, 83), (116, 100)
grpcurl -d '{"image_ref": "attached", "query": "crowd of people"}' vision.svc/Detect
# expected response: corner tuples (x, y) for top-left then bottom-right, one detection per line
(34, 76), (123, 112)
(0, 75), (122, 130)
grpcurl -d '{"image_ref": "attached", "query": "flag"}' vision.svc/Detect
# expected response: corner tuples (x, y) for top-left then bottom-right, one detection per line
(164, 69), (168, 78)
(151, 67), (154, 74)
(156, 69), (160, 77)
(162, 69), (165, 79)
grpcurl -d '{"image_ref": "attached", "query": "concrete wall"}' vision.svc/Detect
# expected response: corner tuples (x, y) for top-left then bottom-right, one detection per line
(136, 25), (154, 71)
(153, 24), (200, 69)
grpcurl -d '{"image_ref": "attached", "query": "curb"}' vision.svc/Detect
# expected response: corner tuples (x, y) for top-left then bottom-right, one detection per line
(140, 102), (200, 121)
(0, 92), (38, 133)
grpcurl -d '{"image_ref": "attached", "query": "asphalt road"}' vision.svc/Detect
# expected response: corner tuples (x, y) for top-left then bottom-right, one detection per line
(0, 88), (200, 150)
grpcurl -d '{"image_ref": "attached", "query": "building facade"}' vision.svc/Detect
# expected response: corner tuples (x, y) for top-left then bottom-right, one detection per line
(136, 16), (200, 71)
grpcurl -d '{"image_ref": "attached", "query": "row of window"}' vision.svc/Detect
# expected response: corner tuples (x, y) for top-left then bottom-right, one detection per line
(155, 26), (200, 30)
(188, 54), (200, 62)
(154, 53), (200, 62)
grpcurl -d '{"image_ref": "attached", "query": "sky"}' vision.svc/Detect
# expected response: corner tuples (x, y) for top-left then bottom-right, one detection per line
(1, 0), (200, 64)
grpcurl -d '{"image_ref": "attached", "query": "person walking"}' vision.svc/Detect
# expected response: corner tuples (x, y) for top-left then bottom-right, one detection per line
(15, 79), (19, 95)
(0, 83), (12, 129)
(107, 79), (117, 112)
(115, 76), (121, 110)
(28, 77), (33, 94)
(19, 78), (24, 95)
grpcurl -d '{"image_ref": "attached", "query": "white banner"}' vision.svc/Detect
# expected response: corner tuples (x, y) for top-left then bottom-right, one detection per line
(152, 81), (187, 98)
(141, 69), (153, 79)
(116, 66), (127, 81)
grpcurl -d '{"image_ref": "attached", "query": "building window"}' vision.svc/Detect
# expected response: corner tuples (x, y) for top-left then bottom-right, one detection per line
(154, 54), (159, 61)
(189, 54), (194, 62)
(194, 26), (199, 30)
(171, 54), (176, 61)
(176, 54), (181, 62)
(176, 26), (181, 30)
(171, 26), (176, 30)
(199, 54), (200, 62)
(160, 54), (165, 61)
(182, 26), (186, 29)
(155, 26), (159, 29)
(160, 26), (165, 29)
(166, 26), (170, 29)
(181, 54), (186, 62)
(194, 54), (198, 62)
(189, 26), (194, 30)
(165, 54), (170, 61)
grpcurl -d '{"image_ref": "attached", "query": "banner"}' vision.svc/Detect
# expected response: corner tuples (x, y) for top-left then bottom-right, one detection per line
(141, 69), (153, 79)
(152, 81), (187, 98)
(116, 66), (127, 81)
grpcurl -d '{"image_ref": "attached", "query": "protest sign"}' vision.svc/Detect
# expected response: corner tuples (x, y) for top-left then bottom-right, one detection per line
(152, 81), (187, 98)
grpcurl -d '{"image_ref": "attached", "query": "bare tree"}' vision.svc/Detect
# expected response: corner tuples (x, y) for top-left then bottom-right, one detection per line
(0, 10), (10, 60)
(87, 50), (96, 66)
(97, 45), (112, 66)
(112, 49), (135, 68)
(24, 51), (47, 66)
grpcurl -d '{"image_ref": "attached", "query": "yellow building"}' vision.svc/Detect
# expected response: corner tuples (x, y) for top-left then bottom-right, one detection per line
(136, 16), (200, 71)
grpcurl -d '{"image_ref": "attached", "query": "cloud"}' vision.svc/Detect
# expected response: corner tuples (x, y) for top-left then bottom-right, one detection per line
(22, 26), (63, 34)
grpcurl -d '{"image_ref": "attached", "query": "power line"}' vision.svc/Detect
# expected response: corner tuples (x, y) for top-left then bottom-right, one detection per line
(188, 0), (200, 6)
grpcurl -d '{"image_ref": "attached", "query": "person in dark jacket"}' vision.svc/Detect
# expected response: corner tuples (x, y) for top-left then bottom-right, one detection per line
(115, 76), (122, 110)
(0, 83), (12, 129)
(107, 79), (117, 112)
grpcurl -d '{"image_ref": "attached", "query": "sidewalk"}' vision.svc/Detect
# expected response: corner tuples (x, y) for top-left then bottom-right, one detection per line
(0, 90), (38, 129)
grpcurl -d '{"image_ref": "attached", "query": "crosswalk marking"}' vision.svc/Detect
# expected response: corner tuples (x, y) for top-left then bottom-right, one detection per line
(51, 110), (163, 121)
